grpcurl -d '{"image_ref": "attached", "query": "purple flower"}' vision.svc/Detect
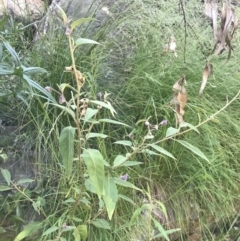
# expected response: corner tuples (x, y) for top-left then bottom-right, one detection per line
(160, 120), (168, 125)
(120, 174), (129, 181)
(45, 86), (53, 92)
(97, 92), (103, 100)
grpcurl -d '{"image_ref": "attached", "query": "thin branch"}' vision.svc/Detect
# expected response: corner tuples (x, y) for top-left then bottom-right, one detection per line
(180, 0), (187, 66)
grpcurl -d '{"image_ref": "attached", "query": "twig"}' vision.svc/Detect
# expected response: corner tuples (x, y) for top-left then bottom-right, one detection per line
(180, 0), (187, 66)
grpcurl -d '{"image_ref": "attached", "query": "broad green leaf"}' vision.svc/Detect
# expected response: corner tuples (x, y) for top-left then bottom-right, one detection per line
(84, 108), (99, 123)
(149, 144), (175, 160)
(42, 226), (59, 237)
(0, 153), (8, 162)
(14, 222), (42, 241)
(180, 122), (199, 133)
(121, 161), (143, 167)
(17, 179), (35, 184)
(91, 219), (111, 230)
(99, 119), (130, 127)
(77, 225), (88, 239)
(0, 185), (12, 191)
(81, 149), (105, 198)
(85, 178), (97, 194)
(75, 38), (100, 47)
(72, 227), (80, 241)
(118, 194), (135, 205)
(152, 218), (171, 241)
(1, 168), (11, 186)
(113, 155), (127, 168)
(142, 149), (159, 155)
(176, 140), (210, 163)
(89, 100), (117, 117)
(86, 133), (108, 139)
(71, 18), (95, 30)
(165, 127), (179, 137)
(114, 178), (142, 192)
(22, 66), (47, 76)
(59, 126), (76, 178)
(103, 176), (118, 220)
(114, 140), (132, 147)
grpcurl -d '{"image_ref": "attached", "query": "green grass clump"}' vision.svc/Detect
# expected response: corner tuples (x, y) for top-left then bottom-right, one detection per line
(1, 0), (240, 240)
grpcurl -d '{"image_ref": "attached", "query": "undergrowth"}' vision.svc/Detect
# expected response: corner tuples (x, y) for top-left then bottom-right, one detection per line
(1, 0), (240, 241)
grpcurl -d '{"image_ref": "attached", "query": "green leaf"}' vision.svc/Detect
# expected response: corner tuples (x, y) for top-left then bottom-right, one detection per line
(0, 63), (14, 75)
(118, 194), (135, 205)
(55, 4), (68, 25)
(113, 155), (127, 168)
(72, 227), (80, 241)
(75, 38), (100, 47)
(103, 176), (118, 220)
(89, 100), (117, 117)
(17, 179), (35, 184)
(179, 122), (199, 134)
(0, 152), (8, 163)
(81, 149), (105, 198)
(59, 126), (76, 178)
(176, 140), (210, 163)
(99, 119), (130, 127)
(22, 66), (47, 76)
(23, 74), (57, 103)
(71, 18), (95, 31)
(84, 178), (97, 194)
(114, 178), (142, 192)
(14, 222), (42, 241)
(0, 16), (8, 32)
(86, 133), (108, 139)
(1, 168), (11, 186)
(0, 185), (12, 191)
(47, 103), (75, 119)
(42, 226), (59, 237)
(3, 41), (20, 65)
(121, 161), (143, 167)
(165, 127), (179, 137)
(76, 225), (88, 239)
(114, 140), (132, 147)
(91, 219), (111, 230)
(84, 108), (99, 123)
(152, 218), (172, 241)
(153, 228), (181, 239)
(149, 144), (175, 160)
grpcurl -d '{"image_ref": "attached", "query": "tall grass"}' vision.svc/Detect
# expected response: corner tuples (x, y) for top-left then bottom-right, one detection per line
(1, 0), (240, 240)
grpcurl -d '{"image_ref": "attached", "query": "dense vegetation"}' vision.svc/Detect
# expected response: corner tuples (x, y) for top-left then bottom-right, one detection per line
(1, 0), (240, 240)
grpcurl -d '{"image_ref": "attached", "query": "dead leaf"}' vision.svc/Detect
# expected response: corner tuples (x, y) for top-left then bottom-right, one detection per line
(172, 75), (188, 123)
(204, 0), (218, 41)
(211, 3), (237, 61)
(199, 61), (213, 96)
(169, 36), (178, 57)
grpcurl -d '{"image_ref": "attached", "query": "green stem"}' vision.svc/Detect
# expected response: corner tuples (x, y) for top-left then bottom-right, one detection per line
(154, 89), (240, 145)
(68, 36), (82, 176)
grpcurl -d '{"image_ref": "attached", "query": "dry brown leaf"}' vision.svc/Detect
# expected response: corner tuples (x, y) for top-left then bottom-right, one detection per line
(172, 75), (187, 123)
(199, 61), (213, 96)
(204, 0), (218, 41)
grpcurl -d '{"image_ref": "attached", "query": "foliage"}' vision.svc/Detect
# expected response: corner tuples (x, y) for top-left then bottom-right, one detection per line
(1, 0), (240, 241)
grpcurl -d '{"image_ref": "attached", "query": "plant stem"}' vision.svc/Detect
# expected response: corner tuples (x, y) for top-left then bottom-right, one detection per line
(154, 89), (240, 145)
(68, 36), (83, 176)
